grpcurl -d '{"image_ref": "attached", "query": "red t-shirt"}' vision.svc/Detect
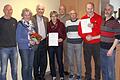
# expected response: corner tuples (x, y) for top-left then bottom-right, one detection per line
(78, 12), (102, 44)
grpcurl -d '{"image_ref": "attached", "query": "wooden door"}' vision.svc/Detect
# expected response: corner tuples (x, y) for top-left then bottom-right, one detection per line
(60, 0), (100, 18)
(116, 45), (120, 80)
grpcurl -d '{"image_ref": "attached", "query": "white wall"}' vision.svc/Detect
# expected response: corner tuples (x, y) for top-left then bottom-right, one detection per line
(0, 0), (60, 20)
(110, 0), (120, 18)
(0, 0), (60, 80)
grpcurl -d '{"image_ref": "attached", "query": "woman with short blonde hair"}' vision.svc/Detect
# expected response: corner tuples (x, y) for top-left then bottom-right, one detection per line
(16, 8), (37, 80)
(48, 10), (66, 80)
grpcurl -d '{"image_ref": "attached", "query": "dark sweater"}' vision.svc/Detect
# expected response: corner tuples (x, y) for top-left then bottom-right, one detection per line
(47, 19), (66, 45)
(0, 17), (17, 47)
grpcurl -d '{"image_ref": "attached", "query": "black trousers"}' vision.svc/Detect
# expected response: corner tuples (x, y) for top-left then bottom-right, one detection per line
(48, 45), (64, 77)
(33, 39), (47, 80)
(83, 42), (100, 80)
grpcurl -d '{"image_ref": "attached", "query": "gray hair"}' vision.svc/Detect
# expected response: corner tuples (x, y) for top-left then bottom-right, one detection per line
(36, 4), (45, 10)
(105, 4), (114, 12)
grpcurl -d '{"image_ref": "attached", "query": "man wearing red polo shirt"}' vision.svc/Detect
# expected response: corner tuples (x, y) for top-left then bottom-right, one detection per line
(78, 2), (102, 80)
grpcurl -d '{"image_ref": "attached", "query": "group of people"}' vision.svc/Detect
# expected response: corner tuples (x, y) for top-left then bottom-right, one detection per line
(0, 1), (120, 80)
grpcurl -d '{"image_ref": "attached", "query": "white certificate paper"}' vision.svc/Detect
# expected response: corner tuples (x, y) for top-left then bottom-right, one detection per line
(81, 18), (92, 33)
(49, 33), (58, 46)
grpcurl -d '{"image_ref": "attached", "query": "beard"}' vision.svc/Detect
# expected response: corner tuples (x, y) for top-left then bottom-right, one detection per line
(105, 12), (112, 17)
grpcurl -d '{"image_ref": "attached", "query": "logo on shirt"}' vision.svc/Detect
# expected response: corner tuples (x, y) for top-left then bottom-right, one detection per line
(13, 23), (16, 27)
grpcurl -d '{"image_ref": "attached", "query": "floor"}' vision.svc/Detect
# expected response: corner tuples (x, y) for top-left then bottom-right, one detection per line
(44, 71), (85, 80)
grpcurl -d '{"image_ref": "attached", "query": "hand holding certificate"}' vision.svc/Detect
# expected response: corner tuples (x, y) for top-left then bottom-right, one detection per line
(48, 33), (58, 46)
(81, 18), (92, 33)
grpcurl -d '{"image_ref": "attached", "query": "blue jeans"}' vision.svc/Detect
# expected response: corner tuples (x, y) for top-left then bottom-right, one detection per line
(67, 43), (82, 77)
(0, 47), (18, 80)
(48, 45), (64, 77)
(100, 48), (115, 80)
(19, 48), (34, 80)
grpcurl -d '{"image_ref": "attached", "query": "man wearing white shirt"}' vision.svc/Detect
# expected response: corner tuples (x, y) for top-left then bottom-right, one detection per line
(32, 4), (49, 80)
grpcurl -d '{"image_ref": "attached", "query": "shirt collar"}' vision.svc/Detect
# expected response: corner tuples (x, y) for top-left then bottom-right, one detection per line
(104, 16), (115, 21)
(70, 18), (78, 22)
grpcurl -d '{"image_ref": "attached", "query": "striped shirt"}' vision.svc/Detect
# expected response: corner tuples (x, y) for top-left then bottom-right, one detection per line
(100, 16), (120, 49)
(65, 19), (82, 44)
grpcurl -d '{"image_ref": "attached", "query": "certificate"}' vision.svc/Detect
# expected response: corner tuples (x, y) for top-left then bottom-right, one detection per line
(48, 33), (58, 46)
(81, 18), (92, 33)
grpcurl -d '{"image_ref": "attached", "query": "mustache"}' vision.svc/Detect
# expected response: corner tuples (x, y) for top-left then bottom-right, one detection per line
(105, 12), (112, 15)
(105, 13), (113, 17)
(105, 12), (109, 14)
(105, 11), (113, 15)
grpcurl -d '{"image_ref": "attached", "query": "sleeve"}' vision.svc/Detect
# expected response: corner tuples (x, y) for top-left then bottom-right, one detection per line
(47, 22), (49, 34)
(65, 21), (68, 33)
(78, 21), (86, 39)
(60, 23), (66, 41)
(16, 23), (29, 43)
(46, 22), (50, 40)
(113, 20), (120, 37)
(92, 16), (102, 35)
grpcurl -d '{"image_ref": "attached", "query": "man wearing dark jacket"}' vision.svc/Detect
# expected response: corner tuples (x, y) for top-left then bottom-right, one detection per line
(32, 4), (49, 80)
